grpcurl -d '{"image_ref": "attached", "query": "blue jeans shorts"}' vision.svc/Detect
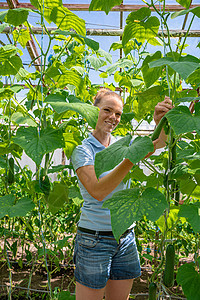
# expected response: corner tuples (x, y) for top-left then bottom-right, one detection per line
(73, 229), (141, 289)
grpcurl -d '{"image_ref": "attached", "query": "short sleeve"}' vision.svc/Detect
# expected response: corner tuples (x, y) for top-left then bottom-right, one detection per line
(71, 144), (94, 171)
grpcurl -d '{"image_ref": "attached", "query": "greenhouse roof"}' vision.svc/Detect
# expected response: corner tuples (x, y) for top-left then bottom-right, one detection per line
(0, 0), (200, 84)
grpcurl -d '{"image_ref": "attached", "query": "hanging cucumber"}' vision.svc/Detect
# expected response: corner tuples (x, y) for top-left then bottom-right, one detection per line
(170, 137), (176, 170)
(170, 135), (179, 205)
(175, 182), (180, 206)
(163, 244), (175, 287)
(151, 116), (167, 141)
(7, 157), (15, 185)
(148, 282), (157, 300)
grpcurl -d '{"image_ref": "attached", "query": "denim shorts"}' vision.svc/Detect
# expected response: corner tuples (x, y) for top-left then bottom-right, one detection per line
(73, 229), (141, 289)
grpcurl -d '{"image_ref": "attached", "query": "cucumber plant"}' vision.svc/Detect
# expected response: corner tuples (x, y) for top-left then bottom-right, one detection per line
(0, 0), (200, 298)
(92, 0), (200, 298)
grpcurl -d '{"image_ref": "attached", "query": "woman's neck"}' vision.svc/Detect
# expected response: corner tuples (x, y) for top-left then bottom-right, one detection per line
(92, 130), (111, 147)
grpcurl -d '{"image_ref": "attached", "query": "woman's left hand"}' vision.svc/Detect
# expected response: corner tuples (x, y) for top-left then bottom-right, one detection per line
(154, 96), (173, 125)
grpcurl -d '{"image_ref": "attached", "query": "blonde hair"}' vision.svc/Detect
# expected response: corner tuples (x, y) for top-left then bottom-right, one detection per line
(93, 88), (122, 107)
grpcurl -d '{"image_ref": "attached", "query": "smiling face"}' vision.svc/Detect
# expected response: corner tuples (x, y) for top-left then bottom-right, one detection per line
(95, 95), (123, 134)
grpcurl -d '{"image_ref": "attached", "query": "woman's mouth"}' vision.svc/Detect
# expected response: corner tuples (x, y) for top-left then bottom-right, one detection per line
(105, 121), (115, 126)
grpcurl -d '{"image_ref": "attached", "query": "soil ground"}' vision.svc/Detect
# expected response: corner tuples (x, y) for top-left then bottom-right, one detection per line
(0, 239), (189, 299)
(0, 262), (186, 299)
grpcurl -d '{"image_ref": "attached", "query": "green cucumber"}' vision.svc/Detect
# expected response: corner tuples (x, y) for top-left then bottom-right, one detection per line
(175, 182), (180, 206)
(151, 116), (167, 141)
(7, 157), (15, 184)
(163, 244), (175, 287)
(148, 282), (157, 300)
(170, 137), (176, 170)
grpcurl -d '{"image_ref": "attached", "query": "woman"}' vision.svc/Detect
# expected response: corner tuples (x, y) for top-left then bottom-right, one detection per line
(72, 88), (172, 300)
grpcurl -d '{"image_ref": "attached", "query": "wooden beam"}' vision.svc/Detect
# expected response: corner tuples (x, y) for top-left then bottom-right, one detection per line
(5, 0), (41, 71)
(0, 2), (199, 11)
(2, 27), (200, 37)
(6, 0), (19, 9)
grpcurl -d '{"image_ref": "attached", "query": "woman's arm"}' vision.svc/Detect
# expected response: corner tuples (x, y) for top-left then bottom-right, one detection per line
(76, 139), (159, 201)
(76, 159), (134, 201)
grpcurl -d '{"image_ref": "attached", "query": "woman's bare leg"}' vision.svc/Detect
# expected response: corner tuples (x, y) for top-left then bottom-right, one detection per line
(105, 279), (134, 300)
(76, 281), (105, 300)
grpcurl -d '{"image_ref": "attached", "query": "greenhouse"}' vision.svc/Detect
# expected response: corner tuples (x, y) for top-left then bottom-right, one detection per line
(0, 0), (200, 299)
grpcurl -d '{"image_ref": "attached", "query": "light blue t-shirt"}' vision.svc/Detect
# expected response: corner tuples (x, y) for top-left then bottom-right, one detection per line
(71, 133), (130, 231)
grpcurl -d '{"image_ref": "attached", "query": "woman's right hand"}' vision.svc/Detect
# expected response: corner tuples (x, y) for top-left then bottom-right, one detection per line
(143, 138), (160, 159)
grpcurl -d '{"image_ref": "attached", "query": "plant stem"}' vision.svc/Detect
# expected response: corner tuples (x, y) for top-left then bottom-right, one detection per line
(142, 159), (161, 176)
(4, 220), (12, 300)
(180, 15), (195, 55)
(12, 97), (38, 125)
(38, 199), (53, 298)
(27, 254), (37, 298)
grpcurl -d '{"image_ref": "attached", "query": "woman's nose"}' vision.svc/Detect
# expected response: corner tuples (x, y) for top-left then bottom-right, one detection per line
(109, 112), (116, 119)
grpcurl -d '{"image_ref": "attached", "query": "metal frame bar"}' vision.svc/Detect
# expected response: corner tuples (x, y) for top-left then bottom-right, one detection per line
(0, 2), (200, 11)
(2, 27), (200, 37)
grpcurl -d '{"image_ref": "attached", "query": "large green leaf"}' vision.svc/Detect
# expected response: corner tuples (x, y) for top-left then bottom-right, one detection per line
(175, 96), (200, 104)
(177, 263), (200, 300)
(178, 203), (200, 233)
(122, 8), (160, 46)
(0, 45), (19, 60)
(0, 156), (7, 169)
(187, 68), (200, 87)
(98, 49), (112, 64)
(31, 0), (85, 36)
(103, 187), (167, 241)
(171, 6), (200, 19)
(86, 56), (106, 71)
(50, 7), (85, 35)
(136, 86), (163, 120)
(63, 132), (80, 159)
(89, 0), (123, 15)
(0, 87), (14, 100)
(44, 93), (99, 129)
(0, 23), (9, 33)
(94, 135), (154, 179)
(6, 8), (30, 26)
(165, 106), (200, 135)
(58, 290), (75, 300)
(125, 7), (151, 24)
(106, 58), (133, 75)
(0, 11), (7, 22)
(45, 65), (85, 95)
(180, 178), (196, 195)
(175, 0), (191, 9)
(47, 183), (68, 214)
(53, 30), (99, 51)
(149, 55), (200, 80)
(0, 195), (35, 219)
(0, 45), (22, 76)
(13, 127), (65, 166)
(13, 28), (31, 48)
(156, 206), (186, 234)
(11, 112), (37, 127)
(141, 51), (162, 88)
(0, 56), (23, 76)
(68, 185), (83, 206)
(43, 0), (62, 22)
